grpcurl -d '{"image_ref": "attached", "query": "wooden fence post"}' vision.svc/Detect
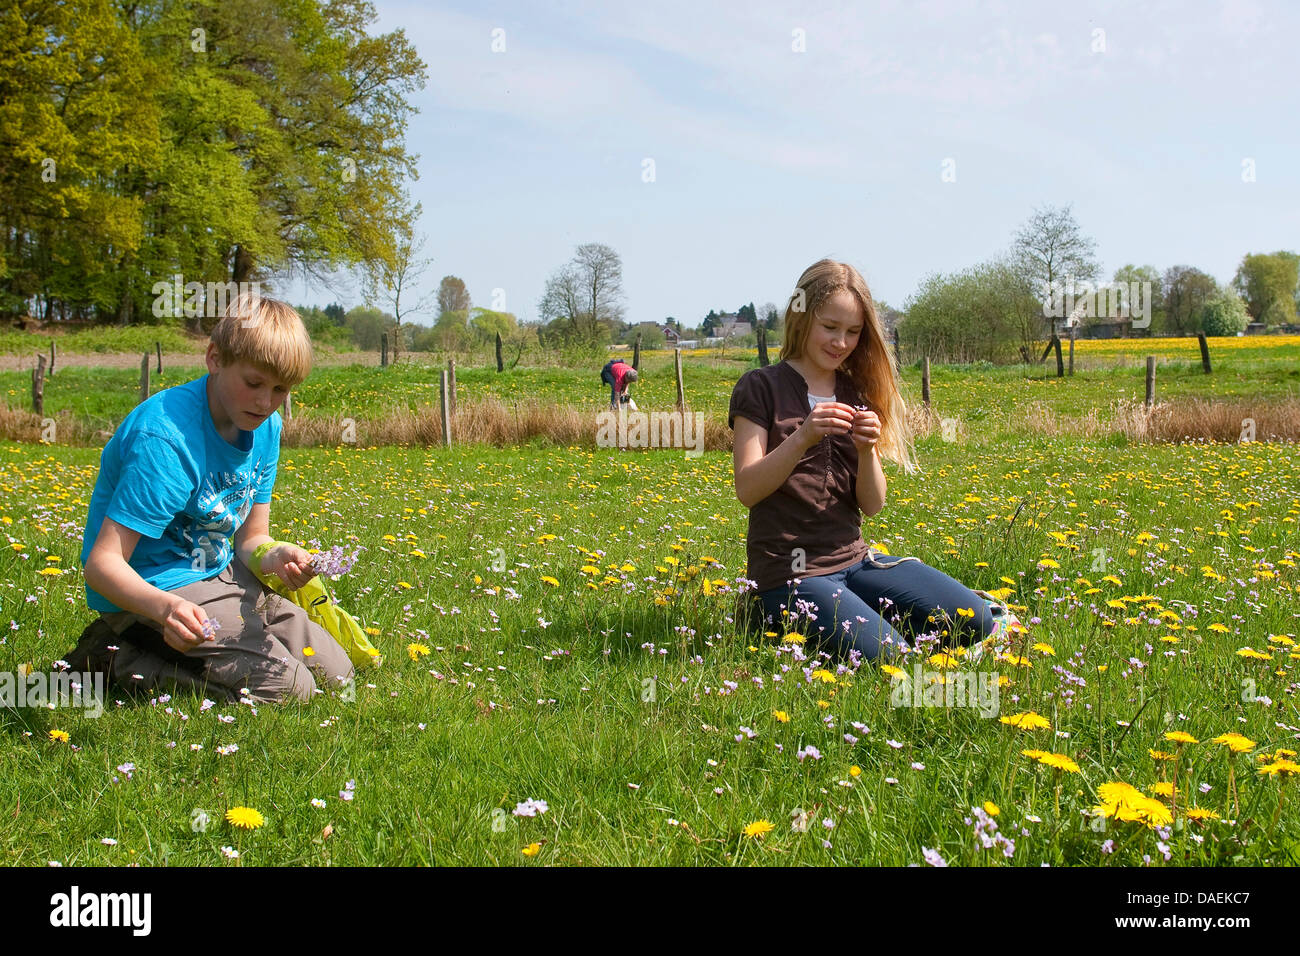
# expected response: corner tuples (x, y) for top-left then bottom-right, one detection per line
(674, 348), (685, 411)
(156, 341), (163, 374)
(1053, 335), (1064, 377)
(632, 331), (642, 370)
(495, 331), (504, 373)
(49, 341), (55, 378)
(139, 353), (150, 403)
(922, 356), (931, 408)
(439, 369), (452, 447)
(1197, 332), (1212, 374)
(1068, 326), (1075, 376)
(32, 354), (46, 416)
(1145, 356), (1156, 408)
(381, 332), (388, 368)
(448, 358), (457, 416)
(757, 325), (769, 367)
(282, 392), (292, 420)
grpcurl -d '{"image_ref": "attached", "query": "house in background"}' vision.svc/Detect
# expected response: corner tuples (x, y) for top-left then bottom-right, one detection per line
(715, 314), (750, 338)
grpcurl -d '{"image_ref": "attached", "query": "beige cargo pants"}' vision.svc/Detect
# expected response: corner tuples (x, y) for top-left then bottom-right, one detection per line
(101, 558), (354, 704)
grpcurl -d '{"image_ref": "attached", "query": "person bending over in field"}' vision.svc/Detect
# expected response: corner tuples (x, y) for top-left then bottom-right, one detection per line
(70, 294), (354, 703)
(600, 357), (639, 410)
(729, 258), (998, 660)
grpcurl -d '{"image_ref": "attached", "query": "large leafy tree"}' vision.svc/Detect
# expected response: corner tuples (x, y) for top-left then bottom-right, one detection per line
(1162, 266), (1217, 335)
(1233, 251), (1299, 326)
(0, 0), (427, 323)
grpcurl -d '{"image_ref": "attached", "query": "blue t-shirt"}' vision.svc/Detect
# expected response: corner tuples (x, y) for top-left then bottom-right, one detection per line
(80, 375), (281, 612)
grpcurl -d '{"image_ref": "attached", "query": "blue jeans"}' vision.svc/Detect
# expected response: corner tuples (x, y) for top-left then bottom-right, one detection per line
(757, 554), (996, 661)
(601, 366), (620, 408)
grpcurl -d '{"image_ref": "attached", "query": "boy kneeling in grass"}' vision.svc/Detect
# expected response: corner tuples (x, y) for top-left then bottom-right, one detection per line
(72, 294), (353, 703)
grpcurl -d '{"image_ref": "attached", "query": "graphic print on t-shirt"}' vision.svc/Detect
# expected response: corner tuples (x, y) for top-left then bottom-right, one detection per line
(182, 462), (265, 568)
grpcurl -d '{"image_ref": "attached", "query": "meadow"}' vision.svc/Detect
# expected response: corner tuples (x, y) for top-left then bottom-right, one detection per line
(2, 337), (1299, 866)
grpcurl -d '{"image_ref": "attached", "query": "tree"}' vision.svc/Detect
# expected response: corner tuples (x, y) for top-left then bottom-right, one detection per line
(469, 307), (517, 342)
(537, 242), (624, 347)
(324, 303), (346, 325)
(757, 302), (779, 330)
(1233, 252), (1299, 326)
(345, 305), (394, 350)
(1013, 204), (1101, 339)
(1111, 264), (1164, 331)
(364, 218), (434, 364)
(0, 0), (428, 323)
(432, 309), (470, 351)
(900, 258), (1039, 364)
(1198, 287), (1249, 336)
(437, 276), (471, 315)
(1163, 266), (1217, 335)
(737, 302), (757, 325)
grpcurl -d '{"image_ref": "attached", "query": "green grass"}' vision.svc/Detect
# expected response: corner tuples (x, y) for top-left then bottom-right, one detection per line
(0, 325), (199, 357)
(5, 339), (1299, 438)
(3, 431), (1298, 866)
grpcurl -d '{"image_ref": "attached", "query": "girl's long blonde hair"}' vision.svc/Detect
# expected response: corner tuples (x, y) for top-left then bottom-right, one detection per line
(780, 259), (915, 472)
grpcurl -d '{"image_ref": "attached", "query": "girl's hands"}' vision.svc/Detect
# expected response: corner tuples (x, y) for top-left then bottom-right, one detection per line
(850, 407), (881, 452)
(261, 542), (318, 591)
(796, 401), (856, 451)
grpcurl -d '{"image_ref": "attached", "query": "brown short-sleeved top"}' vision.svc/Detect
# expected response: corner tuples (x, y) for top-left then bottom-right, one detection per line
(728, 361), (870, 593)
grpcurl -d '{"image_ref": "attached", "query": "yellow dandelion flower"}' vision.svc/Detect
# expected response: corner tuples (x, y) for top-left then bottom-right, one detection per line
(48, 729), (70, 743)
(880, 664), (906, 680)
(743, 819), (775, 838)
(302, 647), (315, 657)
(521, 842), (542, 857)
(983, 801), (1000, 816)
(1037, 558), (1059, 569)
(407, 642), (431, 660)
(225, 806), (265, 830)
(1039, 753), (1081, 773)
(1164, 731), (1199, 745)
(782, 632), (805, 645)
(1150, 782), (1175, 797)
(540, 575), (559, 587)
(365, 626), (381, 636)
(772, 710), (790, 723)
(1148, 749), (1174, 761)
(1000, 711), (1050, 731)
(1184, 808), (1220, 821)
(37, 567), (63, 576)
(1032, 642), (1056, 656)
(1258, 759), (1300, 777)
(850, 765), (862, 778)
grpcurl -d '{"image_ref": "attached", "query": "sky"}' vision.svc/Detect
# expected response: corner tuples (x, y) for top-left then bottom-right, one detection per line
(281, 0), (1300, 328)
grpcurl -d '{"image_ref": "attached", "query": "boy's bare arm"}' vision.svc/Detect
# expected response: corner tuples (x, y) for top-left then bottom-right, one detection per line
(83, 517), (211, 651)
(235, 503), (317, 590)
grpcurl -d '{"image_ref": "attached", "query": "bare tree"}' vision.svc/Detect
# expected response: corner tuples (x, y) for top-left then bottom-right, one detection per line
(365, 225), (435, 365)
(1014, 204), (1100, 340)
(538, 243), (625, 345)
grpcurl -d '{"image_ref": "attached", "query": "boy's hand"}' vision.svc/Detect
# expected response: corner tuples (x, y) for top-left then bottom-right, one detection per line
(260, 542), (318, 591)
(161, 597), (213, 652)
(850, 408), (881, 451)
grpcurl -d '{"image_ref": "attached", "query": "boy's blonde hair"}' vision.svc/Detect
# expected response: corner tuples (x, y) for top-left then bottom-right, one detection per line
(209, 292), (313, 386)
(781, 259), (915, 472)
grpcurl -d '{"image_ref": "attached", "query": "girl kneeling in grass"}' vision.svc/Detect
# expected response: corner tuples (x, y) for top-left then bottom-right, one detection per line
(729, 258), (996, 660)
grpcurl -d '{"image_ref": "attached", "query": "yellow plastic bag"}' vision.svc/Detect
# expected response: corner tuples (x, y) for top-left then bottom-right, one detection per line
(250, 541), (381, 669)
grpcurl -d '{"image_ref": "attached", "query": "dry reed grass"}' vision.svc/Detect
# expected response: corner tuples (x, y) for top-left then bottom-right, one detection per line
(3, 396), (1296, 449)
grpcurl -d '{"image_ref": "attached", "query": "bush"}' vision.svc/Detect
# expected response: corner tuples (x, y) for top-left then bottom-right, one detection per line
(1197, 290), (1249, 337)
